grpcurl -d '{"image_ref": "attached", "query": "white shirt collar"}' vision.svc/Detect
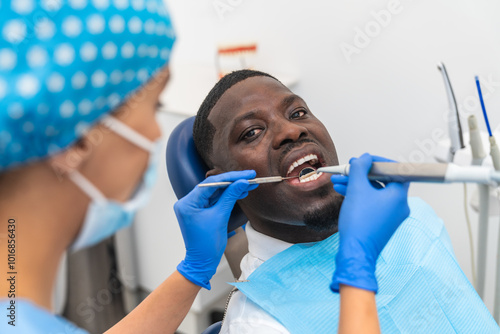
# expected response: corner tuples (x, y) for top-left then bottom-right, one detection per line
(245, 223), (294, 262)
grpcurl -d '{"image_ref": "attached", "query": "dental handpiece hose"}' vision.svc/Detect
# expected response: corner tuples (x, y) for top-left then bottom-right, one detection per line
(317, 162), (500, 184)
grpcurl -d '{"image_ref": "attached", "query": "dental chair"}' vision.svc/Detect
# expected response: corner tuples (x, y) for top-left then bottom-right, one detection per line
(166, 116), (248, 334)
(166, 116), (248, 232)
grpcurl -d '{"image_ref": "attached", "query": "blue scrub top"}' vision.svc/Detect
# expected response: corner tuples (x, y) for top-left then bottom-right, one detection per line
(0, 299), (88, 333)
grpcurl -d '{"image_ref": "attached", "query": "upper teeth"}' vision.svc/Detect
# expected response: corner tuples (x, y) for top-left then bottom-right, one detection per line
(287, 154), (319, 175)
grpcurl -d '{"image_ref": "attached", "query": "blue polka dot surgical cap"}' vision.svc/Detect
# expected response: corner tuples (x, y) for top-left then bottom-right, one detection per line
(0, 0), (176, 170)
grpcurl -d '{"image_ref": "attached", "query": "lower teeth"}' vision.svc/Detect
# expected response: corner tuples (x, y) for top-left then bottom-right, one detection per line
(299, 172), (322, 183)
(299, 167), (318, 182)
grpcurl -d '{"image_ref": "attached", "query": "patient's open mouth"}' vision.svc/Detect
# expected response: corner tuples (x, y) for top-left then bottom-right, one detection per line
(286, 154), (324, 184)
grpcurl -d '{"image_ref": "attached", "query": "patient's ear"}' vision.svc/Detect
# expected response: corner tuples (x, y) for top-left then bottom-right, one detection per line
(206, 167), (223, 178)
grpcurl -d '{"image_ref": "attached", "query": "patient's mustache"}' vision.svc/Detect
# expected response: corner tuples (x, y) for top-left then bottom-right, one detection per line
(279, 139), (318, 166)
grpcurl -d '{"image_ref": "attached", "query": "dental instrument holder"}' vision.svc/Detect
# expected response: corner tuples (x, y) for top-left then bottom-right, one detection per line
(469, 115), (487, 165)
(488, 136), (500, 323)
(469, 115), (489, 300)
(430, 70), (498, 321)
(435, 129), (500, 321)
(489, 137), (500, 171)
(438, 62), (465, 162)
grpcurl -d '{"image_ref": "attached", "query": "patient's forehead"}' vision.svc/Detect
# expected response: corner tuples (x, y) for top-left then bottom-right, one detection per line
(208, 76), (293, 128)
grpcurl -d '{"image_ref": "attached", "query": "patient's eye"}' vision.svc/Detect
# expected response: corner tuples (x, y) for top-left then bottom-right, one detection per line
(242, 128), (262, 140)
(290, 109), (306, 119)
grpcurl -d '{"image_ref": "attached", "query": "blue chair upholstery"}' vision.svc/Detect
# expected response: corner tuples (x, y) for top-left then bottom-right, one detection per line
(166, 116), (248, 232)
(201, 321), (222, 334)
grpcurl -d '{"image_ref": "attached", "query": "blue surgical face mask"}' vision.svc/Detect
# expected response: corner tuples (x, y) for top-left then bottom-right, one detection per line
(69, 116), (161, 252)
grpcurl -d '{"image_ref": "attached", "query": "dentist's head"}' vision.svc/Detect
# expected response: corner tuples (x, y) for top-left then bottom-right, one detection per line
(0, 0), (175, 309)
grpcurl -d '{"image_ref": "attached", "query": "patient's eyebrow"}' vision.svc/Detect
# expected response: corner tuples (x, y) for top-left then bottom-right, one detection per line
(280, 94), (301, 110)
(232, 110), (260, 127)
(231, 95), (303, 128)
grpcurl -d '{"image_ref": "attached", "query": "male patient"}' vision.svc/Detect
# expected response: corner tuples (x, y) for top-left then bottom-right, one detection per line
(193, 70), (498, 333)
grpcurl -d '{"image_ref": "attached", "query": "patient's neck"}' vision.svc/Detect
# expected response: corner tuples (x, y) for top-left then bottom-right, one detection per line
(250, 221), (337, 244)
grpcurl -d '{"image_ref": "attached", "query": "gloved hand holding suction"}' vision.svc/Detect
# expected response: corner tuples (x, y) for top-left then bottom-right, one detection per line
(175, 170), (258, 289)
(330, 154), (410, 292)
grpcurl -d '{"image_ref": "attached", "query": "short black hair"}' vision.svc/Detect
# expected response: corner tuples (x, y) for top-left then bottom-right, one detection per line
(193, 69), (280, 168)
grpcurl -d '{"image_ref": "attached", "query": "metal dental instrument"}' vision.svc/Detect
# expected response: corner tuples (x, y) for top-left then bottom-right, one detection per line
(317, 162), (500, 184)
(438, 62), (465, 162)
(198, 175), (299, 188)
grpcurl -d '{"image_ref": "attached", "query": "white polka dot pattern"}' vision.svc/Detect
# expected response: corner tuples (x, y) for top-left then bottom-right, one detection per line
(80, 42), (98, 62)
(3, 20), (27, 44)
(27, 46), (49, 68)
(54, 43), (76, 66)
(69, 0), (87, 10)
(0, 79), (6, 99)
(128, 16), (142, 34)
(17, 75), (40, 98)
(12, 0), (34, 15)
(109, 15), (125, 33)
(0, 49), (16, 70)
(91, 70), (107, 88)
(91, 0), (109, 10)
(71, 72), (87, 89)
(46, 73), (65, 93)
(60, 100), (76, 118)
(87, 14), (105, 34)
(8, 103), (24, 120)
(102, 42), (117, 59)
(41, 0), (63, 12)
(35, 18), (56, 40)
(0, 0), (176, 169)
(62, 16), (83, 37)
(78, 99), (92, 115)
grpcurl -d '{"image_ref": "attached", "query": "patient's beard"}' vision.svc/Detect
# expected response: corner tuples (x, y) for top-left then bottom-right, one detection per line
(303, 194), (343, 232)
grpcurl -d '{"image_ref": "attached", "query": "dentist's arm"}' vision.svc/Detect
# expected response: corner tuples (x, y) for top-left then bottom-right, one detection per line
(106, 170), (257, 334)
(330, 154), (410, 334)
(339, 285), (379, 334)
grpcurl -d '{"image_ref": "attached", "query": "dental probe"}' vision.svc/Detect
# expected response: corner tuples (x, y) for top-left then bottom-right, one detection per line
(198, 175), (298, 188)
(317, 162), (500, 184)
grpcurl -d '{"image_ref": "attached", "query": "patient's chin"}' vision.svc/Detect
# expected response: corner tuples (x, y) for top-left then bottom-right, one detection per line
(302, 195), (343, 232)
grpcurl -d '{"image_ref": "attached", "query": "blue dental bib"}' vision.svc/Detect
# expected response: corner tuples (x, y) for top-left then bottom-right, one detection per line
(232, 198), (499, 333)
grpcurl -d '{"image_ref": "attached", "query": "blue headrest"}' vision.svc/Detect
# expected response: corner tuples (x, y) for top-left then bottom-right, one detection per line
(166, 116), (248, 232)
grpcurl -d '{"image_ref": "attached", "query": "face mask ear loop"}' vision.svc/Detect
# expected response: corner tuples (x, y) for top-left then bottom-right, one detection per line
(101, 115), (155, 153)
(68, 171), (107, 203)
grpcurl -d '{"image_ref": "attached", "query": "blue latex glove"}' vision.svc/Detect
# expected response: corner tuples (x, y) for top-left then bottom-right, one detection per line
(174, 170), (258, 289)
(330, 154), (410, 293)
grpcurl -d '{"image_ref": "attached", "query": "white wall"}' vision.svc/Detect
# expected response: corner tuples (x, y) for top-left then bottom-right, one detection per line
(136, 0), (500, 319)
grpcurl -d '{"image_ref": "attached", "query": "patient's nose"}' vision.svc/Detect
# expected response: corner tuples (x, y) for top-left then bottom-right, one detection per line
(272, 120), (308, 149)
